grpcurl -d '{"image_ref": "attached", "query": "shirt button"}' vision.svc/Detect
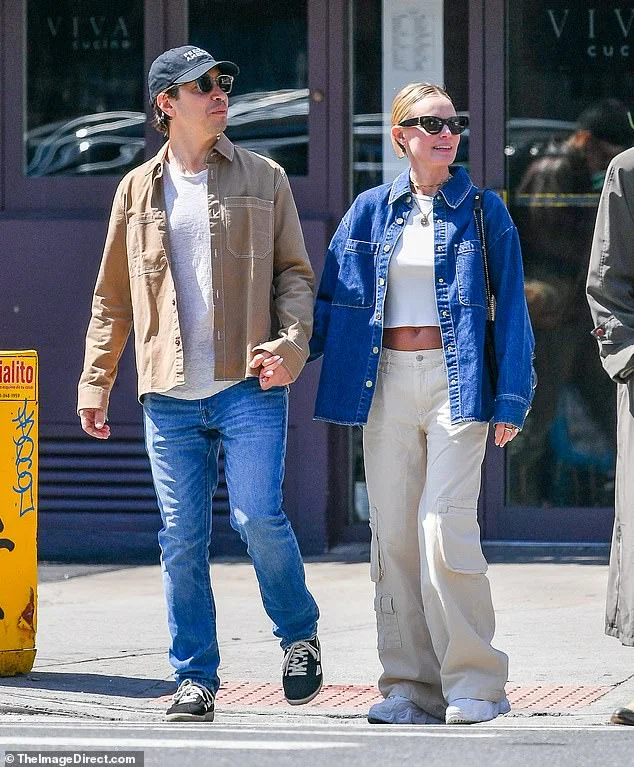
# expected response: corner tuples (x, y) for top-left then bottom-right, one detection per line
(175, 338), (181, 346)
(378, 278), (385, 286)
(416, 354), (424, 361)
(172, 299), (176, 306)
(396, 217), (404, 225)
(366, 380), (373, 388)
(383, 244), (391, 252)
(372, 346), (379, 354)
(438, 278), (444, 283)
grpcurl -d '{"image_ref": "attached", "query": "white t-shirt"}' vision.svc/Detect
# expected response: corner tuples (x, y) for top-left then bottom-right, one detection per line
(162, 161), (237, 400)
(383, 193), (440, 328)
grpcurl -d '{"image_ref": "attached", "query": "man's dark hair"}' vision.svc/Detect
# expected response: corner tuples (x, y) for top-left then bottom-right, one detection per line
(152, 85), (180, 137)
(577, 98), (633, 149)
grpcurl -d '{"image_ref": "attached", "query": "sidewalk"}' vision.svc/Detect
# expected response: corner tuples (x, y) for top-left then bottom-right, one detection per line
(1, 552), (632, 725)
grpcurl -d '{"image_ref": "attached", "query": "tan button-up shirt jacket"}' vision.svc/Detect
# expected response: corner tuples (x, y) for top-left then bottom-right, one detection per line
(78, 135), (315, 416)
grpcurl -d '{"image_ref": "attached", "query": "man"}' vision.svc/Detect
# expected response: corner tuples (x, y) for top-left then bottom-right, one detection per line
(78, 45), (321, 722)
(587, 145), (634, 726)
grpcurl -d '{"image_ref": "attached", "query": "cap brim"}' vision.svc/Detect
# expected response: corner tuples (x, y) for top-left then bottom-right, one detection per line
(173, 59), (239, 84)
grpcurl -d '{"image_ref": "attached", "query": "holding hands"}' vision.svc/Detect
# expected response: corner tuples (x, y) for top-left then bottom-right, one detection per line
(249, 352), (292, 390)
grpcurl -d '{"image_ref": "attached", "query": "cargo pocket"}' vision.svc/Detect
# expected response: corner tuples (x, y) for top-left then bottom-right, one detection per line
(369, 509), (383, 583)
(374, 594), (402, 650)
(437, 499), (488, 574)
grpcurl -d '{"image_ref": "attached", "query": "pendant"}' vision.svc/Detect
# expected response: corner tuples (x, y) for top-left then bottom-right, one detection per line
(420, 213), (430, 227)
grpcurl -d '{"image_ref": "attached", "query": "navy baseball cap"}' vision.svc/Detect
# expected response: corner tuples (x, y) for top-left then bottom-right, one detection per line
(148, 45), (239, 103)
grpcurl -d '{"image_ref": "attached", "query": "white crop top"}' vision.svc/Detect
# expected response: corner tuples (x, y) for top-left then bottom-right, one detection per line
(383, 194), (439, 328)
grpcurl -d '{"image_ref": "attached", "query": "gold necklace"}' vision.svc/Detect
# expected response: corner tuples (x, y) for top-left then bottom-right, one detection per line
(412, 195), (434, 227)
(410, 175), (451, 194)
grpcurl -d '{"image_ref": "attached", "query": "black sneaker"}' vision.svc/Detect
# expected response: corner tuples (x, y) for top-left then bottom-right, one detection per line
(282, 636), (323, 705)
(166, 679), (215, 722)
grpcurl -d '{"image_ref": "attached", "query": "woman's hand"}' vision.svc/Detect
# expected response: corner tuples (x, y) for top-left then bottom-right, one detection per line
(494, 422), (520, 447)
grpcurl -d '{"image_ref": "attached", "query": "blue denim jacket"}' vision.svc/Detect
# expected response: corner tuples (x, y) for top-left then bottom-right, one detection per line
(310, 166), (535, 427)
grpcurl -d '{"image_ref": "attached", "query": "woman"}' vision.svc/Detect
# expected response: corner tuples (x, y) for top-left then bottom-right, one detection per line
(310, 83), (535, 725)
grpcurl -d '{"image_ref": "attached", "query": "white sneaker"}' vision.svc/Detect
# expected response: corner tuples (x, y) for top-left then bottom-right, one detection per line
(445, 696), (511, 724)
(368, 695), (444, 725)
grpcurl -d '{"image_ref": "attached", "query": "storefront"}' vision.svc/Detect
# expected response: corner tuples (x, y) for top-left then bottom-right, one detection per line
(1, 0), (632, 559)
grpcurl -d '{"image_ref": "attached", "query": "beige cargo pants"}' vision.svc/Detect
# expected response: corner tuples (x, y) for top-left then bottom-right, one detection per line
(363, 348), (508, 720)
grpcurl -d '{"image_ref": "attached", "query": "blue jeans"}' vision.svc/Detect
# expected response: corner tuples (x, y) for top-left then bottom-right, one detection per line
(142, 378), (319, 693)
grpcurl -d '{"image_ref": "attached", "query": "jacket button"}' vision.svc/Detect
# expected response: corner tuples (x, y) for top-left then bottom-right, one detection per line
(447, 345), (454, 352)
(373, 346), (379, 354)
(396, 217), (404, 225)
(366, 380), (373, 388)
(438, 278), (444, 283)
(376, 312), (382, 320)
(595, 327), (605, 337)
(383, 244), (391, 252)
(378, 278), (385, 286)
(442, 311), (449, 317)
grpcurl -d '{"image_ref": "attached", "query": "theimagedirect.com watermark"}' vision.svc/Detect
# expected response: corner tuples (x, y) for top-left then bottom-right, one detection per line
(4, 754), (143, 766)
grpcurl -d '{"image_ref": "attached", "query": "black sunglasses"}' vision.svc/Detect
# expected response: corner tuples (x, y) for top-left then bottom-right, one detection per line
(192, 73), (234, 95)
(398, 115), (469, 135)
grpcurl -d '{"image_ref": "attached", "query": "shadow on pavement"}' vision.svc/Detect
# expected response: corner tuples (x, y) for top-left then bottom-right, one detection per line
(0, 672), (174, 699)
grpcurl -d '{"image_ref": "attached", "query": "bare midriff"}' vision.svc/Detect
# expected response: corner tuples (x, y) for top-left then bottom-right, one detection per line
(382, 325), (443, 351)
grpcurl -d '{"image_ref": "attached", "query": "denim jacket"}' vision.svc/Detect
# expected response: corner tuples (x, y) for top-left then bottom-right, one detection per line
(310, 166), (535, 427)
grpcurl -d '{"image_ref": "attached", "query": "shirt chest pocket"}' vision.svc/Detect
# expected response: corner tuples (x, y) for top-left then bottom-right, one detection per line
(332, 239), (378, 308)
(127, 213), (168, 277)
(225, 196), (274, 259)
(455, 240), (486, 309)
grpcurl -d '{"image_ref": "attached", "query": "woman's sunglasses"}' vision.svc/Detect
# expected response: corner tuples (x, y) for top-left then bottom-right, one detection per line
(398, 115), (469, 135)
(192, 73), (234, 95)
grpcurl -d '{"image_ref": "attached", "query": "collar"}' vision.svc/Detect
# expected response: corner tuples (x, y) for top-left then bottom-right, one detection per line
(388, 165), (473, 208)
(145, 133), (235, 179)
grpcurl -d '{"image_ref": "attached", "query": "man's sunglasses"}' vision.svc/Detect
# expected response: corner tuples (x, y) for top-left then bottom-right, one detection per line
(398, 115), (469, 135)
(192, 72), (234, 95)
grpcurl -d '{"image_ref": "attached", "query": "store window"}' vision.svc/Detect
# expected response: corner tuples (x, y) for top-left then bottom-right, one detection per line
(25, 0), (145, 177)
(349, 0), (469, 524)
(188, 0), (308, 176)
(506, 0), (634, 508)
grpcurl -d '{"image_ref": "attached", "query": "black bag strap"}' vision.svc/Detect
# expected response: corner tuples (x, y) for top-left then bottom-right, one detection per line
(473, 190), (496, 323)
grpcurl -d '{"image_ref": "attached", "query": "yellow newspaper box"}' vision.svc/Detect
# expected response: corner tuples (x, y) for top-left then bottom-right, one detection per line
(0, 350), (38, 675)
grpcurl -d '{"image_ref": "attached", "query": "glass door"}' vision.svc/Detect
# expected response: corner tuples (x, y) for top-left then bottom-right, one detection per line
(485, 0), (634, 541)
(342, 0), (469, 540)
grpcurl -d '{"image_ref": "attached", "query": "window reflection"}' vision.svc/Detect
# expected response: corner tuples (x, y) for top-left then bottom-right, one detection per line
(189, 0), (308, 176)
(25, 0), (145, 176)
(506, 0), (634, 508)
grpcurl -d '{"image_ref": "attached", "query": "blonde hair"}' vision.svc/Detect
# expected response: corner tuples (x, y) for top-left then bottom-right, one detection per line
(390, 82), (453, 157)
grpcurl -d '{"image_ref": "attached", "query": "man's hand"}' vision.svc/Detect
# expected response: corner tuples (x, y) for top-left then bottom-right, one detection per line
(249, 352), (293, 390)
(79, 408), (111, 439)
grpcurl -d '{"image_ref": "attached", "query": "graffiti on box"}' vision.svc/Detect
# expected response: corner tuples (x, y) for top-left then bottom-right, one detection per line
(13, 399), (36, 517)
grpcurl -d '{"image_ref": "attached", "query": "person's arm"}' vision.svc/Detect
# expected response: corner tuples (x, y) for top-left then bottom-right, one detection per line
(77, 184), (133, 429)
(484, 193), (536, 429)
(251, 170), (314, 384)
(587, 152), (634, 382)
(308, 214), (351, 363)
